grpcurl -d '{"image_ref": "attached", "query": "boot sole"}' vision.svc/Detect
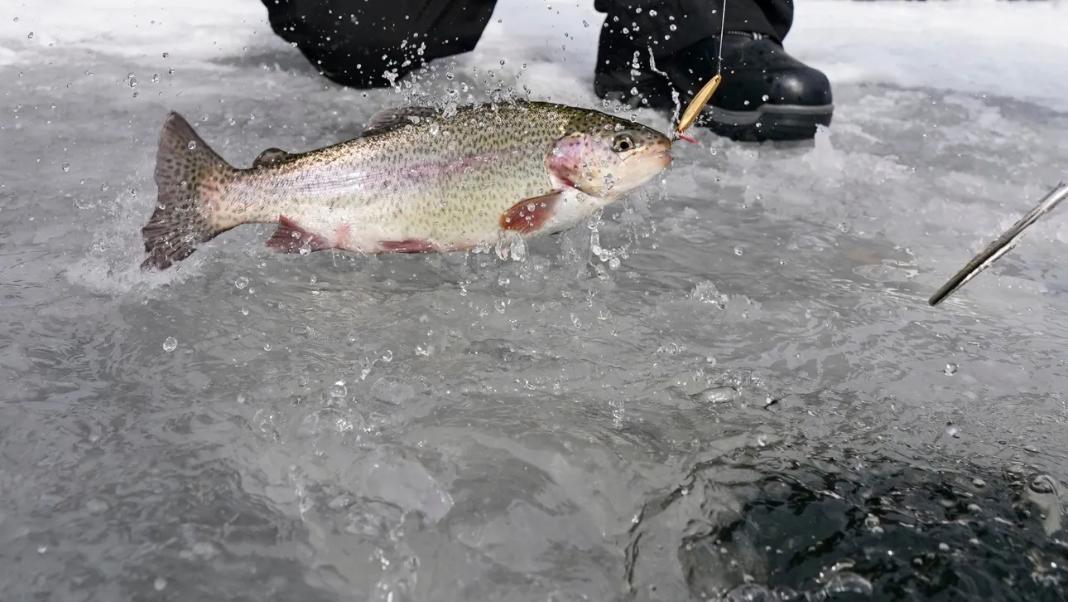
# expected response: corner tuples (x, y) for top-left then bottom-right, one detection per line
(596, 78), (833, 142)
(699, 104), (834, 142)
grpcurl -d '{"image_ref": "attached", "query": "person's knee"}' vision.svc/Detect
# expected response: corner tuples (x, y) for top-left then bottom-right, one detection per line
(262, 0), (497, 88)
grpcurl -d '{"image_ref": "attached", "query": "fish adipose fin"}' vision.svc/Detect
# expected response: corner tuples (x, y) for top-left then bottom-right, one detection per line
(266, 216), (332, 253)
(500, 192), (562, 234)
(362, 107), (440, 137)
(141, 112), (235, 270)
(252, 147), (290, 168)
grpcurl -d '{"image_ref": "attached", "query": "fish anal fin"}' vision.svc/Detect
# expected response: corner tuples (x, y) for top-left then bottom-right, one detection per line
(379, 239), (436, 253)
(500, 192), (562, 234)
(362, 107), (440, 137)
(253, 147), (290, 168)
(266, 216), (331, 253)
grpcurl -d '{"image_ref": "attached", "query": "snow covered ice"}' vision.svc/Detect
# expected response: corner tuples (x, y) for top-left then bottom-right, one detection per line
(2, 0), (1067, 600)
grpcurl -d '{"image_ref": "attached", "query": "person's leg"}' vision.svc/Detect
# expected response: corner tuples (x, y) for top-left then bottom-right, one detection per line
(594, 0), (832, 141)
(593, 0), (789, 58)
(262, 0), (498, 88)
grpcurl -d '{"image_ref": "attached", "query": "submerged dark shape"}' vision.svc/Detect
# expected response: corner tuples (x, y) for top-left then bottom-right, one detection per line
(626, 449), (1067, 600)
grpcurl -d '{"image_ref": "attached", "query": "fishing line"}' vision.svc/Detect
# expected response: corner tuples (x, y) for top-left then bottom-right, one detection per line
(674, 0), (727, 138)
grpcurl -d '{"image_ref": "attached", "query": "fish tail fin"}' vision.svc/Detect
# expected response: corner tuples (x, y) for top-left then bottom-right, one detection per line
(141, 112), (237, 271)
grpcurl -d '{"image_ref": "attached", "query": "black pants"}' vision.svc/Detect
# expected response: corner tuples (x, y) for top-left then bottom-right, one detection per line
(263, 0), (793, 88)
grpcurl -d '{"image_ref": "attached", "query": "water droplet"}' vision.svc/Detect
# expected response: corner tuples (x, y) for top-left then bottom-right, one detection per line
(162, 52), (169, 58)
(330, 380), (347, 399)
(381, 349), (393, 362)
(1030, 475), (1055, 493)
(127, 73), (137, 87)
(151, 73), (160, 83)
(162, 337), (177, 352)
(187, 140), (197, 151)
(236, 393), (246, 404)
(61, 162), (70, 173)
(762, 94), (770, 102)
(191, 542), (216, 558)
(733, 246), (744, 256)
(154, 577), (167, 591)
(943, 363), (958, 375)
(823, 572), (873, 597)
(26, 31), (34, 39)
(864, 513), (884, 534)
(510, 237), (527, 262)
(234, 276), (249, 289)
(691, 281), (728, 309)
(668, 23), (677, 31)
(263, 343), (272, 351)
(699, 386), (737, 404)
(945, 424), (960, 438)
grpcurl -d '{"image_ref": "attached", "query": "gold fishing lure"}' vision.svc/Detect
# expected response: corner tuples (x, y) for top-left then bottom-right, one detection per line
(675, 74), (723, 137)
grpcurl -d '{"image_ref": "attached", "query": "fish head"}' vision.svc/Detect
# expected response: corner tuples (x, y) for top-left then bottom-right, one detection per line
(549, 115), (672, 199)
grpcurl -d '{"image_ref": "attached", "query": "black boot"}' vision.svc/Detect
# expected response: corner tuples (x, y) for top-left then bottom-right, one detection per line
(595, 27), (833, 142)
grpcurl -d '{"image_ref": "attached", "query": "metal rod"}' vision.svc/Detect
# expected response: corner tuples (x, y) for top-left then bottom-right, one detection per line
(928, 182), (1068, 306)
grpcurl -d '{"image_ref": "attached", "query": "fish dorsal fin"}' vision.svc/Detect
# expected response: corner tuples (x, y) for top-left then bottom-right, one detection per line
(253, 147), (290, 168)
(362, 106), (440, 137)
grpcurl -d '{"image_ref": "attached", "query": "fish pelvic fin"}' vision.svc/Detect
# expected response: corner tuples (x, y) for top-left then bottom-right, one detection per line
(141, 112), (237, 271)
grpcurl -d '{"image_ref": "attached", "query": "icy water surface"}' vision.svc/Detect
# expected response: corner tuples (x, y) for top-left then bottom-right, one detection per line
(2, 1), (1067, 600)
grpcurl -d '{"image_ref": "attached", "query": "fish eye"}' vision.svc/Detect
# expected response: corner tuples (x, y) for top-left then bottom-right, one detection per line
(612, 133), (636, 153)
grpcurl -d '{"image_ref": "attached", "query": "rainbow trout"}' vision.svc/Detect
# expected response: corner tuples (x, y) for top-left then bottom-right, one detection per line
(141, 101), (672, 270)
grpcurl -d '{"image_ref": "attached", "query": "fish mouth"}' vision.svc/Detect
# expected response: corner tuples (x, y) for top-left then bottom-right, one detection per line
(653, 140), (673, 167)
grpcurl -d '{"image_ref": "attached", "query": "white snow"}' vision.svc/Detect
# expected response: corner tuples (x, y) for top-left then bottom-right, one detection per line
(3, 0), (1066, 107)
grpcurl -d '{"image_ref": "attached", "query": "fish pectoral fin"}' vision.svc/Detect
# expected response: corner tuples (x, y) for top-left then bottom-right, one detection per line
(500, 192), (563, 234)
(266, 216), (332, 253)
(253, 147), (290, 168)
(362, 107), (441, 137)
